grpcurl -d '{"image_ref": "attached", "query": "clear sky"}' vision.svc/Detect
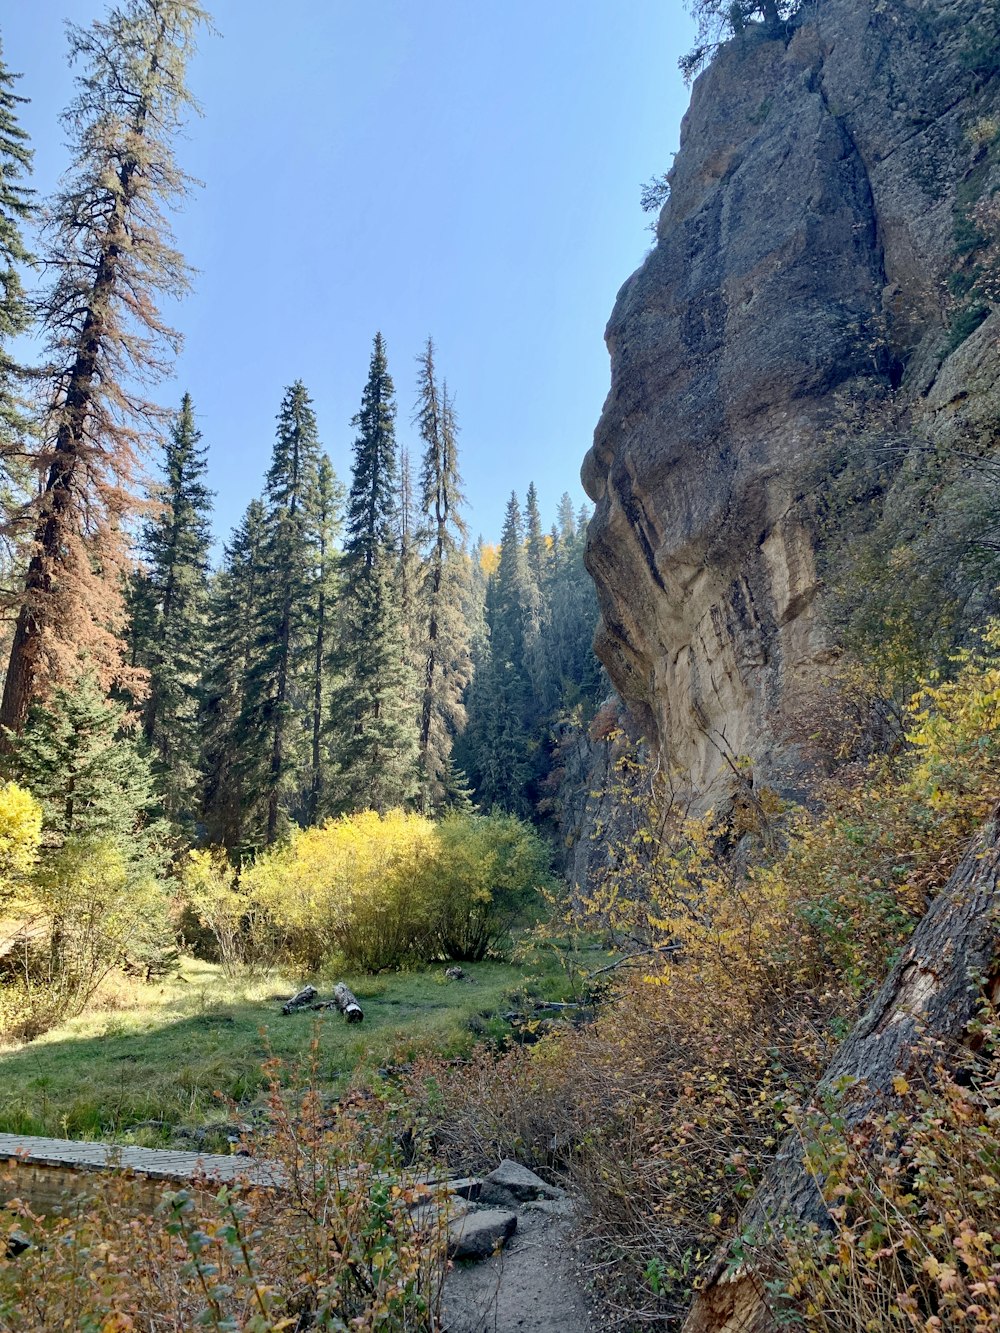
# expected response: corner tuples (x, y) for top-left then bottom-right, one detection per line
(3, 1), (695, 548)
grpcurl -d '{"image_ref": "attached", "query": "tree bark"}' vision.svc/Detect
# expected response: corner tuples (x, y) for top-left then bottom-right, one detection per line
(332, 983), (364, 1023)
(683, 806), (1000, 1333)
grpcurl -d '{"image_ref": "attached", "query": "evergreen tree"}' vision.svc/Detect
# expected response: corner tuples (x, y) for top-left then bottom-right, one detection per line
(131, 393), (213, 826)
(396, 446), (423, 676)
(330, 334), (418, 813)
(0, 35), (34, 444)
(0, 37), (36, 656)
(1, 1), (208, 736)
(414, 341), (471, 810)
(522, 480), (553, 718)
(202, 500), (267, 852)
(3, 674), (171, 981)
(245, 381), (325, 843)
(524, 482), (548, 597)
(4, 674), (167, 883)
(306, 454), (343, 823)
(463, 493), (533, 815)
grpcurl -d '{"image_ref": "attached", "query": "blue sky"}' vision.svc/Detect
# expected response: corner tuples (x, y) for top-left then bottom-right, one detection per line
(4, 1), (694, 547)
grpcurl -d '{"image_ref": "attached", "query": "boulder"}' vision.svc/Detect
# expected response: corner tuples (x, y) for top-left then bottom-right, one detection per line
(447, 1207), (517, 1260)
(480, 1159), (565, 1206)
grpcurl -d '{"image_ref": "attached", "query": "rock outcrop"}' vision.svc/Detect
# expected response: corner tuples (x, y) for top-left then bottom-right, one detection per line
(582, 0), (1000, 805)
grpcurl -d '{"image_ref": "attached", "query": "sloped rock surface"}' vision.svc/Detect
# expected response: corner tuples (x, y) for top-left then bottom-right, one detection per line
(583, 0), (1000, 803)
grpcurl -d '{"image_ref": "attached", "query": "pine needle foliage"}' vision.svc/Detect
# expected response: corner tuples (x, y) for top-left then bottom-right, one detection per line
(131, 392), (213, 828)
(0, 35), (34, 441)
(331, 334), (418, 814)
(414, 339), (472, 812)
(0, 0), (209, 734)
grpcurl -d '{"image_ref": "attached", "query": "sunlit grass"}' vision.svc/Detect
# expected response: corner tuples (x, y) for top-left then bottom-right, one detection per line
(0, 942), (596, 1145)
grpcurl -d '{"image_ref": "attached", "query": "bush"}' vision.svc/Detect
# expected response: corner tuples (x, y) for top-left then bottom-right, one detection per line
(428, 811), (552, 961)
(246, 810), (439, 972)
(779, 1019), (1000, 1330)
(408, 632), (1000, 1324)
(0, 1054), (448, 1330)
(180, 848), (278, 978)
(239, 808), (552, 973)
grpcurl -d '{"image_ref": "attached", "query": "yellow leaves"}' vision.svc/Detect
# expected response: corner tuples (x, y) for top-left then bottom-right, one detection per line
(0, 781), (42, 893)
(892, 1074), (911, 1097)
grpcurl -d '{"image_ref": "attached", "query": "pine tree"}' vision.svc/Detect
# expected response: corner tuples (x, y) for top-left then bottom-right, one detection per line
(0, 35), (34, 444)
(414, 341), (471, 811)
(330, 333), (418, 813)
(244, 381), (325, 843)
(396, 446), (423, 675)
(463, 493), (534, 815)
(524, 482), (548, 597)
(306, 454), (343, 823)
(131, 393), (213, 826)
(0, 1), (208, 736)
(3, 673), (171, 982)
(0, 38), (37, 652)
(202, 500), (267, 852)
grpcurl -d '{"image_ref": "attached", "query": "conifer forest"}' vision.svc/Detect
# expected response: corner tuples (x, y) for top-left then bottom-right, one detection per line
(5, 0), (1000, 1331)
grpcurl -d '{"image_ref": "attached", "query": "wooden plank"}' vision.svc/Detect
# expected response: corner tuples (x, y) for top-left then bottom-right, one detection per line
(0, 1132), (281, 1214)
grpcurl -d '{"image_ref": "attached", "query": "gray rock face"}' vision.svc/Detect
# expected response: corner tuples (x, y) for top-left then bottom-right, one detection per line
(582, 0), (1000, 804)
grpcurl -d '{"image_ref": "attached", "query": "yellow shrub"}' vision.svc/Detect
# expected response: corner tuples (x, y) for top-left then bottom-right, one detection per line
(0, 781), (41, 893)
(181, 848), (277, 977)
(246, 810), (438, 971)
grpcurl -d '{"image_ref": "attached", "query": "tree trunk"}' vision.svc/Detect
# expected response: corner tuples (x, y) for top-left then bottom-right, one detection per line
(683, 806), (1000, 1333)
(332, 983), (363, 1023)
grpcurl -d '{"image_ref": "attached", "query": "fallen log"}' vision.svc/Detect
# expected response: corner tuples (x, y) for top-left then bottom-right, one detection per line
(683, 806), (1000, 1333)
(281, 985), (318, 1015)
(332, 982), (364, 1023)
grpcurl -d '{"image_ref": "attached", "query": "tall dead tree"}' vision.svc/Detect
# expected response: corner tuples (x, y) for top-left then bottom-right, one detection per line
(0, 0), (208, 735)
(683, 808), (1000, 1333)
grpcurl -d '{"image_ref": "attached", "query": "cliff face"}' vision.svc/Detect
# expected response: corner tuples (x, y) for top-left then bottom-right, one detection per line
(582, 0), (1000, 804)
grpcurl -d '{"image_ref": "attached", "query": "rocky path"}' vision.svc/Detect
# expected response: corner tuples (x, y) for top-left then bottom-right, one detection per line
(441, 1160), (594, 1333)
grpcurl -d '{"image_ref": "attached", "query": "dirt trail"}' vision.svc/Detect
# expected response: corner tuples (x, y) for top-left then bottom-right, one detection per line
(442, 1205), (594, 1333)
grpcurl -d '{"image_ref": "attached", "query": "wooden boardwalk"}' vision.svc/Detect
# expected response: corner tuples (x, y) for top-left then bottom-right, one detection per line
(0, 1132), (277, 1213)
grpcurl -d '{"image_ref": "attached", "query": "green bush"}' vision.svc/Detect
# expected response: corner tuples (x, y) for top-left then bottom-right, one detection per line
(427, 811), (553, 961)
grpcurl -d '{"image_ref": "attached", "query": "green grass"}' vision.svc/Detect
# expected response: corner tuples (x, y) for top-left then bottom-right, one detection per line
(0, 943), (597, 1145)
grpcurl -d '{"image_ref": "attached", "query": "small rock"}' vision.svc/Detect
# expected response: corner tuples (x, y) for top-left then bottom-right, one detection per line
(4, 1232), (30, 1258)
(480, 1158), (565, 1204)
(447, 1208), (517, 1260)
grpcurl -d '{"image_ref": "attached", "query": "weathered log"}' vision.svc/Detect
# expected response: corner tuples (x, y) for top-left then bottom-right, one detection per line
(683, 807), (1000, 1333)
(281, 984), (318, 1015)
(332, 982), (363, 1023)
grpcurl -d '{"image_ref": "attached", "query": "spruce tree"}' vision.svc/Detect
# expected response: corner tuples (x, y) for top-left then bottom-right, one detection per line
(414, 341), (472, 811)
(245, 381), (325, 843)
(4, 673), (167, 883)
(330, 333), (418, 813)
(201, 500), (268, 852)
(306, 454), (343, 823)
(131, 393), (213, 826)
(1, 1), (208, 736)
(0, 35), (34, 444)
(463, 493), (533, 815)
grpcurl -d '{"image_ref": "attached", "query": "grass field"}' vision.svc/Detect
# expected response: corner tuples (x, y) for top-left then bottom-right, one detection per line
(0, 943), (595, 1144)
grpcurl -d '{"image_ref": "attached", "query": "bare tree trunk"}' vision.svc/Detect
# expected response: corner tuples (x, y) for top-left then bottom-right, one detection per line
(683, 807), (1000, 1333)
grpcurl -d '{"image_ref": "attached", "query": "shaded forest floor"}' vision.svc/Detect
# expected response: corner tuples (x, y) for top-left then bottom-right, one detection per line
(0, 947), (595, 1146)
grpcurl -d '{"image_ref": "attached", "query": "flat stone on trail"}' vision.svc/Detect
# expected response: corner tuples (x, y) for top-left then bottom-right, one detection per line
(480, 1158), (564, 1204)
(448, 1207), (517, 1260)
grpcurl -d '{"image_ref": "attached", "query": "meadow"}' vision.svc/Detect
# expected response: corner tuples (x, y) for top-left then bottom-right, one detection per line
(0, 945), (591, 1145)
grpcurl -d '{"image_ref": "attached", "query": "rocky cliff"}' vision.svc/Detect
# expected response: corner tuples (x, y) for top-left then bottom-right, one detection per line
(582, 0), (1000, 805)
